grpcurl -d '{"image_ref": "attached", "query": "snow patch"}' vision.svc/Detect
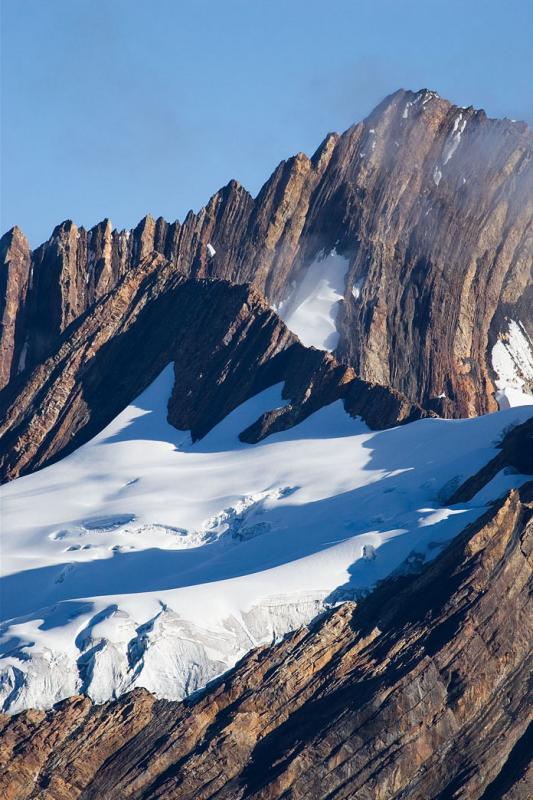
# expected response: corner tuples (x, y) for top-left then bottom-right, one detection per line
(432, 112), (468, 188)
(206, 243), (216, 258)
(421, 91), (438, 106)
(492, 320), (533, 409)
(276, 251), (348, 350)
(443, 113), (467, 164)
(352, 279), (364, 300)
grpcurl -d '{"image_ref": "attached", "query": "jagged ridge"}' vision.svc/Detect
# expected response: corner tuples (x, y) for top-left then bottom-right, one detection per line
(0, 252), (429, 482)
(1, 88), (532, 416)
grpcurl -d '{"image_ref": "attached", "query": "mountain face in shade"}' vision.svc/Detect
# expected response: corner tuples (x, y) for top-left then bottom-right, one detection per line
(1, 88), (532, 417)
(0, 251), (429, 482)
(1, 479), (531, 800)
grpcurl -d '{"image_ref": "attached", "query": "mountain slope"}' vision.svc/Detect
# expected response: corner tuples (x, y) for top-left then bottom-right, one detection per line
(0, 363), (530, 714)
(1, 483), (530, 800)
(0, 251), (428, 482)
(0, 88), (532, 797)
(1, 89), (532, 415)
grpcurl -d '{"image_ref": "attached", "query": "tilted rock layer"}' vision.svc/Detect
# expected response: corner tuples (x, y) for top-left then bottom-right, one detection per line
(0, 253), (429, 481)
(1, 484), (531, 799)
(1, 89), (532, 415)
(0, 88), (531, 796)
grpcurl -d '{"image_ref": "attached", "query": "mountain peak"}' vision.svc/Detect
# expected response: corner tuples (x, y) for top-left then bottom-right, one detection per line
(1, 225), (29, 246)
(1, 90), (531, 417)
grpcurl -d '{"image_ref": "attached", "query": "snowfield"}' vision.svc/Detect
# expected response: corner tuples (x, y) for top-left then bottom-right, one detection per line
(0, 365), (531, 713)
(276, 251), (348, 350)
(492, 319), (533, 409)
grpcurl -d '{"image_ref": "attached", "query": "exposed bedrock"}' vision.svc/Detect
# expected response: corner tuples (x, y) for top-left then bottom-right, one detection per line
(0, 482), (531, 799)
(1, 88), (531, 416)
(0, 253), (429, 482)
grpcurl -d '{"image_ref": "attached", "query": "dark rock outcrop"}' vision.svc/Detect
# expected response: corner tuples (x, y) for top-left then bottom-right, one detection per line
(450, 414), (533, 503)
(1, 483), (530, 799)
(2, 89), (532, 416)
(0, 253), (429, 482)
(0, 87), (531, 800)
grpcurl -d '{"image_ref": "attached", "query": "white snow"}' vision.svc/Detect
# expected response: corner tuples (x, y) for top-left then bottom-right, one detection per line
(443, 113), (467, 164)
(432, 112), (468, 188)
(206, 243), (216, 258)
(492, 320), (533, 409)
(0, 366), (531, 713)
(276, 251), (348, 350)
(352, 279), (364, 300)
(421, 91), (438, 106)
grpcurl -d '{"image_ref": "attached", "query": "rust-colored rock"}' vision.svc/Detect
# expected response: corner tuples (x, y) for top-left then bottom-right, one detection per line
(2, 89), (531, 416)
(0, 253), (428, 482)
(0, 227), (31, 389)
(1, 484), (530, 799)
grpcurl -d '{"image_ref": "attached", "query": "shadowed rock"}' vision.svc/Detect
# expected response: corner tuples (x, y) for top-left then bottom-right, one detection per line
(0, 253), (429, 482)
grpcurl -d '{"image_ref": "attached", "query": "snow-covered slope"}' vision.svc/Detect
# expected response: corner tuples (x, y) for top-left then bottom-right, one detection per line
(276, 251), (348, 350)
(0, 366), (531, 713)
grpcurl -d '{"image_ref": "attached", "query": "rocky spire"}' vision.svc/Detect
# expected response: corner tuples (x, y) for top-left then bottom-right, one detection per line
(0, 226), (31, 389)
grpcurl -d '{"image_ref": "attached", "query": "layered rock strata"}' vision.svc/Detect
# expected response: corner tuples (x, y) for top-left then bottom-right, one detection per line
(2, 88), (531, 416)
(1, 483), (530, 799)
(0, 253), (429, 482)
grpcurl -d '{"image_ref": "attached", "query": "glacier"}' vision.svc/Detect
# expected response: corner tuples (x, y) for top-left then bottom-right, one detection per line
(0, 365), (531, 713)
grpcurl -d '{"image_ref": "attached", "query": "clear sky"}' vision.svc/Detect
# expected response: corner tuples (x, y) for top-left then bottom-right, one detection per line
(2, 0), (532, 246)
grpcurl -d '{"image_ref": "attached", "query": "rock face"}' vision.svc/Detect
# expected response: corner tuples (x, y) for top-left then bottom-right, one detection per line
(450, 415), (533, 503)
(1, 88), (532, 416)
(1, 483), (530, 800)
(0, 88), (531, 797)
(0, 253), (429, 482)
(0, 227), (31, 390)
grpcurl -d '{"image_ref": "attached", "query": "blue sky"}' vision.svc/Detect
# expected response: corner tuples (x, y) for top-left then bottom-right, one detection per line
(2, 0), (532, 246)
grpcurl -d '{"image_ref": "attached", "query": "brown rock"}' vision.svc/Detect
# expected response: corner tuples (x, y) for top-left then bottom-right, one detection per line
(0, 227), (31, 389)
(1, 484), (530, 799)
(3, 89), (531, 416)
(27, 221), (88, 363)
(0, 253), (428, 482)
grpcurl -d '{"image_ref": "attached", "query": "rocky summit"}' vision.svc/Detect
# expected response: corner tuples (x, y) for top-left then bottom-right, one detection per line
(0, 88), (532, 799)
(2, 89), (532, 417)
